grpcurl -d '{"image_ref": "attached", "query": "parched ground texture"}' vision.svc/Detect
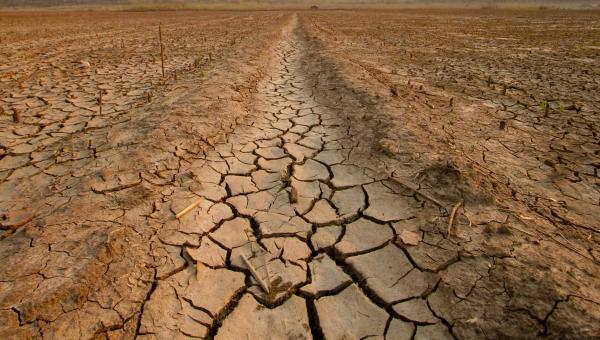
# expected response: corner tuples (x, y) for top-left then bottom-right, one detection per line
(0, 8), (599, 340)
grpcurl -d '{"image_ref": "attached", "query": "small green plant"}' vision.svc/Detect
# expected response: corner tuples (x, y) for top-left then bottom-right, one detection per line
(538, 100), (548, 111)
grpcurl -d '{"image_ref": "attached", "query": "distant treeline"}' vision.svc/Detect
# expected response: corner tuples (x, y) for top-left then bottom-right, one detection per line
(0, 0), (597, 8)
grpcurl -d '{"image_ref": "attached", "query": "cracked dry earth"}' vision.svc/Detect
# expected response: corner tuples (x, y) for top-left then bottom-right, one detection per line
(137, 17), (459, 340)
(1, 11), (600, 340)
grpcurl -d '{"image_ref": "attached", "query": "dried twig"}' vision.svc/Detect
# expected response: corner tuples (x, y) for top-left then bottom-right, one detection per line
(447, 201), (463, 237)
(463, 208), (473, 228)
(241, 255), (269, 294)
(175, 198), (203, 219)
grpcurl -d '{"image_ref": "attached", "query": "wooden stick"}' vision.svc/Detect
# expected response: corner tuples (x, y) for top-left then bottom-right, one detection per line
(241, 255), (269, 294)
(263, 257), (271, 293)
(159, 24), (165, 78)
(98, 89), (102, 115)
(447, 201), (463, 237)
(12, 108), (20, 123)
(0, 213), (34, 231)
(175, 198), (203, 219)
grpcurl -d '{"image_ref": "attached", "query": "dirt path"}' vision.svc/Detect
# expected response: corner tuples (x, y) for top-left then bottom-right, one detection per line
(136, 15), (455, 339)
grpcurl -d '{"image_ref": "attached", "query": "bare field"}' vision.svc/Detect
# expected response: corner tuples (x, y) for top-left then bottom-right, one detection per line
(0, 8), (599, 339)
(301, 9), (600, 337)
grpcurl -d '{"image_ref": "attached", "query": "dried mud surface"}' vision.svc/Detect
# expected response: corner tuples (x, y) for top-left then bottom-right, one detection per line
(1, 9), (599, 340)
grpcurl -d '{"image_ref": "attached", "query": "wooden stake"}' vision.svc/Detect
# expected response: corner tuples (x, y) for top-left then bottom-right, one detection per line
(159, 24), (165, 78)
(241, 255), (269, 294)
(175, 198), (203, 219)
(98, 89), (102, 115)
(12, 108), (20, 123)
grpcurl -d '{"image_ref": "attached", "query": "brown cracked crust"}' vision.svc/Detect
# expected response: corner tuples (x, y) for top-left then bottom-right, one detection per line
(0, 8), (599, 340)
